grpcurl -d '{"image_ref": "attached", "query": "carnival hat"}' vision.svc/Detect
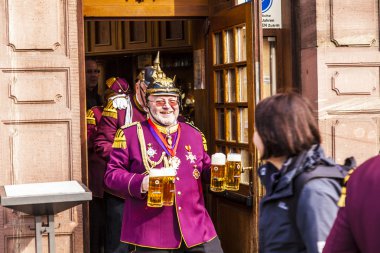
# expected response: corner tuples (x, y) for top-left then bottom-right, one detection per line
(145, 52), (180, 97)
(105, 77), (130, 94)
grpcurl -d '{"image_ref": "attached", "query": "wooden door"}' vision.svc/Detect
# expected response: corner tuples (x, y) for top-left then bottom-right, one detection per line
(207, 2), (262, 253)
(0, 0), (85, 252)
(298, 0), (380, 165)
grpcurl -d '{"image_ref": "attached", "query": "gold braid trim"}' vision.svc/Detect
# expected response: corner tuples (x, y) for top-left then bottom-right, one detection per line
(102, 100), (117, 119)
(136, 122), (166, 173)
(112, 128), (126, 149)
(150, 120), (178, 134)
(337, 169), (355, 207)
(163, 156), (170, 168)
(86, 109), (96, 125)
(121, 121), (139, 129)
(201, 134), (208, 152)
(185, 122), (208, 152)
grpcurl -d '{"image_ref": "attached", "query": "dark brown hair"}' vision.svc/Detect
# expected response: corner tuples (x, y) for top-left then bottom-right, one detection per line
(255, 92), (321, 159)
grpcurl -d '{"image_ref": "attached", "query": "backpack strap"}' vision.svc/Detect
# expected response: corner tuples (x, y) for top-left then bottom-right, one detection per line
(288, 164), (346, 227)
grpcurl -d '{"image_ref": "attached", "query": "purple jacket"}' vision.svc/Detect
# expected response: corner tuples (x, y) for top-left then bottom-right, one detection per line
(94, 94), (146, 161)
(323, 155), (380, 253)
(104, 121), (217, 249)
(87, 106), (106, 198)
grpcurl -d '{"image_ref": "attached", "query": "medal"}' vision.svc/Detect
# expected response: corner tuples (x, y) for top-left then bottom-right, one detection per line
(193, 167), (200, 179)
(185, 145), (196, 164)
(186, 152), (197, 164)
(169, 156), (181, 169)
(146, 143), (157, 158)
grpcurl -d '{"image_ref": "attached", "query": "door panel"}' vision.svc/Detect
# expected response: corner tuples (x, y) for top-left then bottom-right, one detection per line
(208, 2), (262, 253)
(0, 0), (84, 252)
(299, 0), (380, 165)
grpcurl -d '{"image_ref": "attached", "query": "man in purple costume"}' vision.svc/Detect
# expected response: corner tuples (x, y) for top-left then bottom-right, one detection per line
(104, 64), (224, 253)
(323, 155), (380, 253)
(94, 74), (147, 253)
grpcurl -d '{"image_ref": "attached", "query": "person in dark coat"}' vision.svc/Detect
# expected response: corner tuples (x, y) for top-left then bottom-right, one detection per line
(254, 92), (342, 253)
(87, 105), (106, 253)
(323, 155), (380, 253)
(85, 59), (102, 109)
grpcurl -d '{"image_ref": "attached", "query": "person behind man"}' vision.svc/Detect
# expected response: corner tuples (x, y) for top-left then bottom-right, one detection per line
(85, 59), (102, 109)
(323, 155), (380, 253)
(104, 64), (224, 253)
(254, 93), (342, 253)
(87, 100), (105, 253)
(86, 77), (130, 253)
(94, 71), (148, 253)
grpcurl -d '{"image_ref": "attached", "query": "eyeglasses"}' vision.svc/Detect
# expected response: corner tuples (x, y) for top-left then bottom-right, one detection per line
(148, 99), (179, 107)
(86, 69), (100, 74)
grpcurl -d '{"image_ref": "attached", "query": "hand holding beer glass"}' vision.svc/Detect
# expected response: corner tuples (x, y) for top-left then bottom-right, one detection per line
(210, 153), (226, 192)
(147, 167), (176, 208)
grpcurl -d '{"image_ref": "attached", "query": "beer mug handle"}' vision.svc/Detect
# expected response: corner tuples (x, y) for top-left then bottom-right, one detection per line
(242, 166), (253, 173)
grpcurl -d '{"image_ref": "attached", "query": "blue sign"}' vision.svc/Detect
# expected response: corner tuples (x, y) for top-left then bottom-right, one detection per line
(262, 0), (273, 13)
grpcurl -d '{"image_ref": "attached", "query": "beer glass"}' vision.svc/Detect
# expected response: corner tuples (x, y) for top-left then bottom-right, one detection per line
(162, 167), (176, 206)
(147, 169), (164, 207)
(225, 153), (242, 191)
(210, 153), (226, 192)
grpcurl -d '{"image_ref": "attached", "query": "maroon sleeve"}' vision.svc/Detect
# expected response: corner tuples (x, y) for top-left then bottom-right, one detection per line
(104, 145), (146, 200)
(87, 124), (96, 149)
(201, 150), (211, 183)
(323, 206), (359, 253)
(93, 114), (118, 161)
(87, 107), (103, 150)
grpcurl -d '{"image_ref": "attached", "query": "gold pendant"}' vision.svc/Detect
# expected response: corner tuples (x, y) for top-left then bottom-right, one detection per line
(167, 135), (173, 146)
(193, 167), (200, 179)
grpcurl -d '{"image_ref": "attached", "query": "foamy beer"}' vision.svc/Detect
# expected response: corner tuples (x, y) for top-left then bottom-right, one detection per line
(225, 153), (242, 191)
(210, 153), (226, 192)
(147, 169), (164, 207)
(162, 167), (176, 206)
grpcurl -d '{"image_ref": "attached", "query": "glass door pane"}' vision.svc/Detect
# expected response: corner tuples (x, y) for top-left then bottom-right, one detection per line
(216, 109), (225, 140)
(226, 69), (236, 102)
(237, 66), (247, 102)
(226, 109), (237, 142)
(214, 32), (223, 65)
(215, 70), (224, 103)
(238, 108), (249, 143)
(236, 25), (246, 61)
(225, 29), (235, 63)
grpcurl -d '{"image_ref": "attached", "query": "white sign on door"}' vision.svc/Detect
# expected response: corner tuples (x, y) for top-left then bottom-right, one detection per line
(262, 0), (282, 29)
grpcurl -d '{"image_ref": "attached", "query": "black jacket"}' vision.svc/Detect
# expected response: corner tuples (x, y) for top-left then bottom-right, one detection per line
(258, 145), (341, 253)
